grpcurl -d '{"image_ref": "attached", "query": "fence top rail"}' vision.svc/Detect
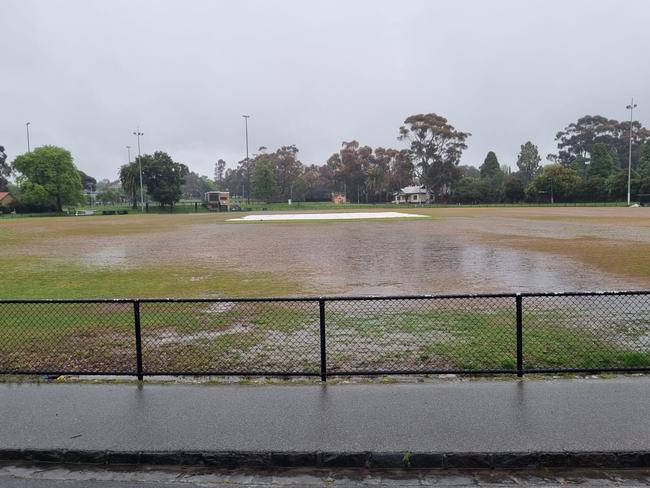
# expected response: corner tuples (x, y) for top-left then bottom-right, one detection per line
(0, 290), (648, 304)
(518, 290), (650, 298)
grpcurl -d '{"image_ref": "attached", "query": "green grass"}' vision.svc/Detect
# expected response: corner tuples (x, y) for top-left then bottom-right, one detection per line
(326, 308), (650, 371)
(0, 256), (302, 300)
(1, 301), (648, 373)
(0, 299), (321, 372)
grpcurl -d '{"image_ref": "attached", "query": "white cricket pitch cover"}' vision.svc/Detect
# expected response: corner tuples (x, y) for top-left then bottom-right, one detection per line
(227, 211), (427, 222)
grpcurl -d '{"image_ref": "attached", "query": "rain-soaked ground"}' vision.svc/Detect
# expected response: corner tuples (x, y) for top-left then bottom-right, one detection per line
(74, 212), (650, 295)
(5, 207), (650, 295)
(2, 208), (649, 374)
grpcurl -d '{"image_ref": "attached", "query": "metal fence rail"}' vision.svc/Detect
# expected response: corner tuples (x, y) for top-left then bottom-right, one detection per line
(1, 291), (649, 380)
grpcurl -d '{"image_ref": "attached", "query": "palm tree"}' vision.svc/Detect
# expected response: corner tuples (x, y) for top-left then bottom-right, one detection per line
(365, 165), (383, 203)
(119, 163), (139, 208)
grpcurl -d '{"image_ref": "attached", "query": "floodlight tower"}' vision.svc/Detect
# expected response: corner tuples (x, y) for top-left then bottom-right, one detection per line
(242, 115), (250, 204)
(133, 129), (145, 212)
(626, 99), (637, 206)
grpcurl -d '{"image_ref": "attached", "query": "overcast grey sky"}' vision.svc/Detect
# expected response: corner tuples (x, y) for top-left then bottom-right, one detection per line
(1, 0), (648, 181)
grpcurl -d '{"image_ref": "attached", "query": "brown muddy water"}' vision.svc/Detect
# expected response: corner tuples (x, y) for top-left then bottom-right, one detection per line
(64, 212), (650, 295)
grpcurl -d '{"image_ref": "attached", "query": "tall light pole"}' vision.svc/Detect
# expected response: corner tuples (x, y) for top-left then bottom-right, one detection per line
(126, 145), (131, 164)
(25, 122), (31, 152)
(242, 115), (250, 204)
(133, 129), (145, 212)
(626, 98), (637, 206)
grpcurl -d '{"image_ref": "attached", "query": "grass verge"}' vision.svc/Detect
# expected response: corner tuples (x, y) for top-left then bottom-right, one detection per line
(0, 256), (302, 300)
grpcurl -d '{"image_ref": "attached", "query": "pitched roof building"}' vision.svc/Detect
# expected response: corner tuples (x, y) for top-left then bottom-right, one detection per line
(393, 185), (430, 204)
(0, 192), (16, 207)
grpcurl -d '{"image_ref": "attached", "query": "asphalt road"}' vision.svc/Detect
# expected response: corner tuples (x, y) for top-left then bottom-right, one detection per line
(1, 377), (649, 453)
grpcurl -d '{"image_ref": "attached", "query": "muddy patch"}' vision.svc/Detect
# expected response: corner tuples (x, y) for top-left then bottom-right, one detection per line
(152, 325), (249, 345)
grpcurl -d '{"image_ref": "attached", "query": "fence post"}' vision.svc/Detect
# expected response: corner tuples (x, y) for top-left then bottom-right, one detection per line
(516, 294), (523, 377)
(133, 300), (144, 380)
(319, 298), (327, 382)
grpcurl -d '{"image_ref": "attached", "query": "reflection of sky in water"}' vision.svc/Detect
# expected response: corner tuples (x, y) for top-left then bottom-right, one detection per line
(83, 246), (130, 267)
(270, 228), (630, 294)
(79, 221), (640, 295)
(337, 240), (619, 294)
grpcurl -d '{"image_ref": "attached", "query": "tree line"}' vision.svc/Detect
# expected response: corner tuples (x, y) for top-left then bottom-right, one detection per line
(2, 147), (193, 212)
(2, 112), (650, 213)
(218, 113), (650, 204)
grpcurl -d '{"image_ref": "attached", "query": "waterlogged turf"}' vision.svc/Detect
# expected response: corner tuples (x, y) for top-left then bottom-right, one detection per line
(1, 207), (649, 298)
(2, 298), (649, 373)
(1, 207), (649, 374)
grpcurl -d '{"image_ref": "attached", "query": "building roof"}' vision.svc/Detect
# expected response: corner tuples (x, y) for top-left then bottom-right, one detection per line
(0, 192), (13, 201)
(397, 186), (427, 195)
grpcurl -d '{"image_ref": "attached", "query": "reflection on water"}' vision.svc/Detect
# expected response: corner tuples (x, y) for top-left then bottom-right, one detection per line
(80, 220), (640, 295)
(83, 246), (130, 267)
(309, 232), (624, 294)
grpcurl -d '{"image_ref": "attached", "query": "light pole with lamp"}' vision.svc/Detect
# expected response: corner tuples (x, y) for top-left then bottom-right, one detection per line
(126, 145), (132, 208)
(626, 99), (637, 206)
(242, 115), (250, 204)
(133, 130), (145, 213)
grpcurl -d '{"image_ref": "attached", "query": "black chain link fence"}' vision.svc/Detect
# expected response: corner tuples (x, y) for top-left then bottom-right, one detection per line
(1, 292), (649, 379)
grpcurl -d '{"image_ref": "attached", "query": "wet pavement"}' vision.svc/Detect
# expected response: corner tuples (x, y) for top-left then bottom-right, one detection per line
(2, 463), (650, 487)
(1, 378), (649, 454)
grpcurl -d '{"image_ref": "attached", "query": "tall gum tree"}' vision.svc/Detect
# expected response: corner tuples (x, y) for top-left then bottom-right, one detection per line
(0, 145), (9, 191)
(398, 113), (470, 201)
(553, 115), (649, 169)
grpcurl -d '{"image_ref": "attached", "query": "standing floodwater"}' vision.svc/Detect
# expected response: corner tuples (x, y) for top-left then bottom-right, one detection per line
(74, 214), (649, 295)
(5, 208), (650, 298)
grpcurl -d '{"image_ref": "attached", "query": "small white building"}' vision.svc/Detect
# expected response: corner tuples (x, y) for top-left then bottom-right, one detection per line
(393, 185), (430, 204)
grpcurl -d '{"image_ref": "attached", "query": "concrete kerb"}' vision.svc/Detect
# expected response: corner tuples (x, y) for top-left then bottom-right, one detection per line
(1, 449), (649, 469)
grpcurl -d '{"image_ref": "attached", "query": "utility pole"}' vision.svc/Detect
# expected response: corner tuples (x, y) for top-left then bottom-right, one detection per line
(626, 98), (637, 206)
(550, 176), (554, 204)
(133, 129), (145, 213)
(242, 115), (250, 204)
(25, 122), (31, 152)
(126, 145), (131, 164)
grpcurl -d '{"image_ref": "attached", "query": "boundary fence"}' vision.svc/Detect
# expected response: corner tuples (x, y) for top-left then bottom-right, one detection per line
(1, 291), (649, 380)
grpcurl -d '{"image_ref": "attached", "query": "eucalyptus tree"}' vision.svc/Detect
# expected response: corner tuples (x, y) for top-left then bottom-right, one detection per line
(0, 145), (9, 191)
(553, 115), (649, 170)
(398, 113), (470, 200)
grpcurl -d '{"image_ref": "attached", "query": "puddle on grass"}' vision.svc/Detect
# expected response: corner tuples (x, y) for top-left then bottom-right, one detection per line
(153, 324), (248, 345)
(82, 245), (131, 267)
(40, 218), (650, 295)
